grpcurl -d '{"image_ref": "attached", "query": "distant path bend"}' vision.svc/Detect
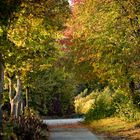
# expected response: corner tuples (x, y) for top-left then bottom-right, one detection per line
(43, 118), (103, 140)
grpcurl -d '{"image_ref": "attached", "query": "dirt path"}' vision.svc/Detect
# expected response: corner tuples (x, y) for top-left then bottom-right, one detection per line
(43, 118), (103, 140)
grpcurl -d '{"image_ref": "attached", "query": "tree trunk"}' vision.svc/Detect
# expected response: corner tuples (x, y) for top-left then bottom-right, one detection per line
(0, 53), (4, 131)
(21, 99), (24, 114)
(8, 77), (16, 117)
(15, 72), (22, 118)
(11, 72), (22, 118)
(26, 87), (29, 108)
(10, 100), (16, 117)
(16, 100), (21, 117)
(8, 77), (14, 101)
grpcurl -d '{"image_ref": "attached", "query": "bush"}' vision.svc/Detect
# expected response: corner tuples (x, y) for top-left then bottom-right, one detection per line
(84, 88), (140, 121)
(113, 90), (140, 121)
(85, 88), (116, 120)
(115, 100), (140, 121)
(132, 93), (140, 108)
(74, 89), (96, 114)
(13, 108), (48, 140)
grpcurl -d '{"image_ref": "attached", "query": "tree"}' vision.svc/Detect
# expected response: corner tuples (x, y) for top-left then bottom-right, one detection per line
(65, 0), (140, 94)
(0, 0), (70, 124)
(0, 0), (22, 129)
(29, 67), (75, 116)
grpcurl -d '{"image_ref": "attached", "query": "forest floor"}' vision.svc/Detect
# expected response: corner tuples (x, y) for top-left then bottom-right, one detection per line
(84, 117), (140, 140)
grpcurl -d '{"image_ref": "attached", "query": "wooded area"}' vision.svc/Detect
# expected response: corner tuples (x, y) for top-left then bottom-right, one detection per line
(0, 0), (140, 139)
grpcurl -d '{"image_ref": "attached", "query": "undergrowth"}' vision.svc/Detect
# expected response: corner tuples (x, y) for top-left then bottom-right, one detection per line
(75, 87), (140, 122)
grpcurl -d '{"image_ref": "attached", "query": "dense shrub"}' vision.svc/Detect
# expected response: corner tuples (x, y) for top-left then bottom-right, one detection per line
(1, 108), (48, 140)
(13, 108), (48, 140)
(132, 92), (140, 108)
(74, 89), (96, 114)
(113, 89), (140, 121)
(30, 68), (75, 116)
(115, 100), (140, 121)
(76, 88), (140, 121)
(85, 88), (116, 120)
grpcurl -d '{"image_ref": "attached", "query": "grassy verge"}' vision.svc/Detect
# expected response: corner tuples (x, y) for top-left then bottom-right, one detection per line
(84, 117), (140, 140)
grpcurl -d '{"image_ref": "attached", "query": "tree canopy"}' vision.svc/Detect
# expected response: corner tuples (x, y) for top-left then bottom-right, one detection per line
(65, 0), (140, 91)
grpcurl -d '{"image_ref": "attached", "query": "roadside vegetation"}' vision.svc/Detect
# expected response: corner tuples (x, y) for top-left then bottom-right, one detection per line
(75, 88), (140, 121)
(74, 88), (140, 139)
